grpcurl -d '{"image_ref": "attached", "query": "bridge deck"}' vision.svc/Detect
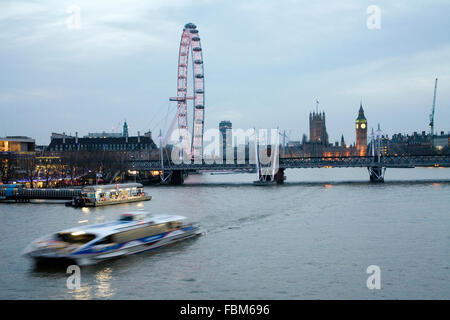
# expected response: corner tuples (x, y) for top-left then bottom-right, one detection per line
(127, 155), (450, 171)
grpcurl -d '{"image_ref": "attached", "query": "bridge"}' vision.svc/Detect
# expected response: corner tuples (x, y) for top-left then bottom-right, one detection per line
(126, 154), (450, 185)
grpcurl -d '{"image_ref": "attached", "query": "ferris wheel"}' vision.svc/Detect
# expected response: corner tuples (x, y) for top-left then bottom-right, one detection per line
(169, 23), (205, 160)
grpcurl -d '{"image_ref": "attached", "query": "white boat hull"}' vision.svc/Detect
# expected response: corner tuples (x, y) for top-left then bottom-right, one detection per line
(26, 225), (200, 266)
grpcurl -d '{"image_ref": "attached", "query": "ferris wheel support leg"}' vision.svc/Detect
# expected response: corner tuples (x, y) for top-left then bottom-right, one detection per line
(368, 166), (386, 183)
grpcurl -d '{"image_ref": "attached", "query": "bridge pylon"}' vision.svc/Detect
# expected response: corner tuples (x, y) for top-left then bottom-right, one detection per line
(253, 130), (286, 185)
(169, 170), (185, 185)
(368, 165), (385, 183)
(257, 168), (286, 184)
(368, 125), (386, 183)
(274, 168), (286, 184)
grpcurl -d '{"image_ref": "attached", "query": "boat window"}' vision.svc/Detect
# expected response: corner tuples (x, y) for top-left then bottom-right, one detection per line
(112, 224), (169, 243)
(57, 232), (96, 244)
(168, 221), (183, 229)
(95, 235), (114, 245)
(119, 215), (134, 221)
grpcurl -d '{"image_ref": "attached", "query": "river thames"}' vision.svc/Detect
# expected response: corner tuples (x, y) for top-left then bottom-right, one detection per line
(0, 167), (449, 299)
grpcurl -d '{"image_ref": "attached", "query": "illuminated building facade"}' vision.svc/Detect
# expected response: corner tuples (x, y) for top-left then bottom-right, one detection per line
(0, 136), (35, 152)
(47, 132), (156, 152)
(285, 108), (354, 158)
(309, 111), (328, 145)
(387, 131), (450, 155)
(0, 136), (36, 184)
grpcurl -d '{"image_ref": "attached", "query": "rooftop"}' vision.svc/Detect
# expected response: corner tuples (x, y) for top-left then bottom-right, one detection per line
(0, 136), (35, 143)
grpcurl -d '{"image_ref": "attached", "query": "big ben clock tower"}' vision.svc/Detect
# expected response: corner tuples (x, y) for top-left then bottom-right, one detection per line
(355, 103), (367, 156)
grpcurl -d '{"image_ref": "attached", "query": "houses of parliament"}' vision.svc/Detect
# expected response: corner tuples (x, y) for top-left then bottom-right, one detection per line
(285, 103), (368, 157)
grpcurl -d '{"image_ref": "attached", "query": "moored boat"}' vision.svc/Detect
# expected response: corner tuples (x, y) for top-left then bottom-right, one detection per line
(70, 183), (151, 207)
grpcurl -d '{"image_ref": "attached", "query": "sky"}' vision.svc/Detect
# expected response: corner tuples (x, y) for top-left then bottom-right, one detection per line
(1, 0), (449, 145)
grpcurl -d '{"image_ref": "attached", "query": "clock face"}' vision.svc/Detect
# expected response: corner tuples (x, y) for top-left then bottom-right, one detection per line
(361, 123), (366, 129)
(356, 124), (359, 129)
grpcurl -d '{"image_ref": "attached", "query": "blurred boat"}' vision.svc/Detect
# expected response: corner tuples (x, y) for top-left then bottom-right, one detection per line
(24, 211), (200, 265)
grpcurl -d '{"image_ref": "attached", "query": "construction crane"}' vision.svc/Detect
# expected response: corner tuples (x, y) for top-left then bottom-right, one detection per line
(429, 78), (438, 147)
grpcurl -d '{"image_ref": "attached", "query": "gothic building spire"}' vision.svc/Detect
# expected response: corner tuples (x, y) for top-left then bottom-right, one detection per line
(123, 120), (129, 137)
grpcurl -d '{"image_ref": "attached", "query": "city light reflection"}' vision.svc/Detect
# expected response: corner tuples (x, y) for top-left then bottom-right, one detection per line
(432, 182), (441, 187)
(68, 285), (92, 300)
(95, 267), (115, 298)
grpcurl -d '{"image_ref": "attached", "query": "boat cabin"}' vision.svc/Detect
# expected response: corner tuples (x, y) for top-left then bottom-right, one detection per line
(81, 183), (145, 205)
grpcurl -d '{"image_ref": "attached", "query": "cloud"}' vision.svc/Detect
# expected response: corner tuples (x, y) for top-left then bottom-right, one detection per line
(0, 0), (449, 144)
(0, 88), (65, 104)
(0, 0), (208, 61)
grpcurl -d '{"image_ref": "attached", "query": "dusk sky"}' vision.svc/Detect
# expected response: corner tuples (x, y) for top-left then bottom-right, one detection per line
(1, 0), (449, 145)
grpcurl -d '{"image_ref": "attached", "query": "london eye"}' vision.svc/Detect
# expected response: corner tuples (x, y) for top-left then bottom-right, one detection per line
(169, 23), (205, 160)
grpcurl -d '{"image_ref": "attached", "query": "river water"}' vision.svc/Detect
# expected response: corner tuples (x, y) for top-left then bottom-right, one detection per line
(0, 168), (449, 299)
